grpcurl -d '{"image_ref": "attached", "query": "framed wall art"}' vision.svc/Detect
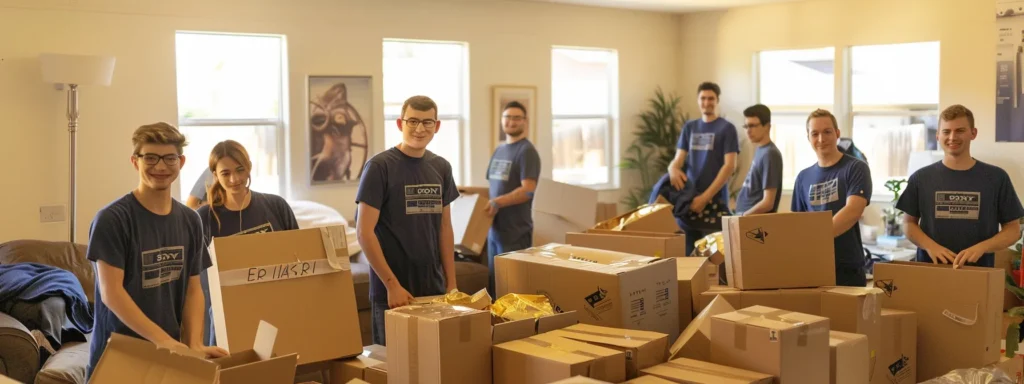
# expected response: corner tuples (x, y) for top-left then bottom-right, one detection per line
(307, 75), (372, 185)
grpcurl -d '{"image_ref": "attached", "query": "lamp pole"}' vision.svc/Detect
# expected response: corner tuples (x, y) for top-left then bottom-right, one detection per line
(66, 84), (79, 243)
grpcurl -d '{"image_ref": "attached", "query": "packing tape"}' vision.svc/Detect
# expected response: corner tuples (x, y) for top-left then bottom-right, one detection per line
(662, 361), (762, 381)
(558, 327), (657, 342)
(218, 259), (341, 287)
(943, 303), (979, 326)
(522, 337), (606, 379)
(733, 308), (810, 348)
(319, 227), (348, 270)
(407, 315), (419, 384)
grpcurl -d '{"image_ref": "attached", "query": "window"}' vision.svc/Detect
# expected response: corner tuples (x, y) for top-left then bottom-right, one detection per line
(382, 39), (468, 184)
(757, 47), (835, 189)
(174, 32), (287, 199)
(551, 47), (619, 187)
(851, 42), (940, 194)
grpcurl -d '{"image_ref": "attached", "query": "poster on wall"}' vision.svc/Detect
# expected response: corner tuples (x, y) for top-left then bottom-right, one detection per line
(492, 85), (538, 152)
(308, 75), (372, 185)
(996, 1), (1024, 142)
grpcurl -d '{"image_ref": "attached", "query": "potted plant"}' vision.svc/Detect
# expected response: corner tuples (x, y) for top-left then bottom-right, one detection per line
(619, 87), (688, 210)
(1004, 237), (1024, 356)
(882, 179), (908, 237)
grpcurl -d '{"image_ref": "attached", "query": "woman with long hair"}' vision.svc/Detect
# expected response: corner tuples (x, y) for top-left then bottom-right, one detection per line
(196, 140), (299, 346)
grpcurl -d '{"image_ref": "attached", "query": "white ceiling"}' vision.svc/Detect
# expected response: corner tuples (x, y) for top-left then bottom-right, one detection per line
(513, 0), (803, 13)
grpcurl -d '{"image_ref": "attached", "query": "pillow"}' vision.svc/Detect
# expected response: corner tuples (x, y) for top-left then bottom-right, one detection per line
(287, 200), (361, 256)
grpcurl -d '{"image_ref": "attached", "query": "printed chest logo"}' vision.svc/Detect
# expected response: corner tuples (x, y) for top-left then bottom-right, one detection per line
(690, 133), (715, 151)
(934, 191), (981, 220)
(488, 159), (513, 181)
(405, 184), (443, 215)
(808, 178), (840, 206)
(141, 246), (185, 289)
(233, 222), (273, 236)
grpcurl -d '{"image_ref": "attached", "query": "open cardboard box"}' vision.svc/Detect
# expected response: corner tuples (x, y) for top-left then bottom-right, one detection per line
(452, 186), (494, 257)
(89, 320), (297, 384)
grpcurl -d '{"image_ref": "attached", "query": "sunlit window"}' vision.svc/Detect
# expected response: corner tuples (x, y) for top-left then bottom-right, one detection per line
(552, 47), (619, 186)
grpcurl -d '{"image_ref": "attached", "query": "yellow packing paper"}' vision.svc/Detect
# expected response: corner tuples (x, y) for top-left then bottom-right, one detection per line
(692, 232), (725, 264)
(429, 288), (492, 311)
(593, 203), (672, 231)
(491, 293), (555, 321)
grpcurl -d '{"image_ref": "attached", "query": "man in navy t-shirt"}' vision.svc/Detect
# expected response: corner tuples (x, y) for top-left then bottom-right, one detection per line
(667, 82), (740, 254)
(355, 95), (459, 345)
(735, 104), (784, 216)
(896, 104), (1024, 268)
(791, 109), (872, 287)
(485, 101), (541, 298)
(86, 123), (227, 379)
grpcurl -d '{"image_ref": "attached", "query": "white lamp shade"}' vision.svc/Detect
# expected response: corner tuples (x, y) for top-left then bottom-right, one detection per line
(907, 150), (944, 177)
(40, 53), (116, 86)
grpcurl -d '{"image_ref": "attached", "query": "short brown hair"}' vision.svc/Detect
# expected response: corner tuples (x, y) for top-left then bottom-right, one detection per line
(940, 104), (975, 128)
(132, 122), (188, 154)
(401, 96), (438, 119)
(806, 109), (839, 132)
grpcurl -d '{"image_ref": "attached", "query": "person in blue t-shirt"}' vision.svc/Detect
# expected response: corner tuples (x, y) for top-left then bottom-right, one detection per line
(355, 95), (459, 345)
(484, 101), (541, 298)
(85, 123), (227, 380)
(735, 104), (783, 216)
(791, 109), (872, 287)
(667, 82), (740, 254)
(185, 168), (213, 210)
(195, 140), (300, 347)
(896, 104), (1024, 268)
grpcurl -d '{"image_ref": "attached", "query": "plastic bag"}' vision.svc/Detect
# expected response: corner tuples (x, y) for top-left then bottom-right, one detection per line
(918, 367), (1016, 384)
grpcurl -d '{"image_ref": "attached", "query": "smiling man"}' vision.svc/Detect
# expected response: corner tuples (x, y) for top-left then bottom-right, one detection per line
(896, 104), (1024, 268)
(86, 122), (226, 380)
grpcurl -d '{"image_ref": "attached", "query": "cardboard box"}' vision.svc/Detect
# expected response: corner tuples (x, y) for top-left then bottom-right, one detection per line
(452, 186), (494, 257)
(596, 203), (619, 223)
(640, 358), (773, 384)
(492, 311), (579, 345)
(493, 332), (627, 384)
(548, 323), (668, 379)
(669, 295), (735, 361)
(873, 309), (916, 384)
(385, 303), (492, 384)
(710, 306), (830, 384)
(996, 249), (1022, 311)
(212, 321), (298, 384)
(721, 212), (836, 290)
(495, 244), (680, 342)
(329, 345), (387, 384)
(995, 355), (1024, 384)
(548, 376), (612, 383)
(591, 204), (680, 233)
(621, 376), (676, 383)
(699, 286), (823, 316)
(873, 261), (1001, 381)
(829, 331), (869, 384)
(533, 178), (601, 245)
(207, 226), (362, 365)
(566, 229), (687, 258)
(677, 257), (716, 330)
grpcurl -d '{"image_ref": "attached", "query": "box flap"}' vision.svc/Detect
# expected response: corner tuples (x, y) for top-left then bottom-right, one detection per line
(253, 320), (277, 360)
(492, 318), (536, 345)
(582, 229), (682, 239)
(533, 178), (600, 226)
(90, 333), (218, 384)
(824, 286), (883, 297)
(676, 257), (710, 280)
(828, 330), (866, 347)
(643, 358), (773, 383)
(388, 303), (486, 321)
(501, 244), (663, 275)
(497, 333), (622, 364)
(553, 323), (667, 348)
(713, 305), (827, 331)
(537, 311), (579, 333)
(669, 295), (736, 359)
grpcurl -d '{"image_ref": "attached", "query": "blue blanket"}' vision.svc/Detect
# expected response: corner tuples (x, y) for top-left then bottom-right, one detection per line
(649, 173), (732, 232)
(0, 262), (93, 334)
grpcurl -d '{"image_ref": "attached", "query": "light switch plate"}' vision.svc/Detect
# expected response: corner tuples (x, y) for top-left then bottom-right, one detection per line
(40, 205), (66, 223)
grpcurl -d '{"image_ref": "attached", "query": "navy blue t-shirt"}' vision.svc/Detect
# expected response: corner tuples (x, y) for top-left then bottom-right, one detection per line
(791, 155), (873, 267)
(486, 139), (541, 245)
(895, 160), (1024, 267)
(355, 147), (459, 304)
(736, 142), (784, 214)
(86, 193), (210, 378)
(676, 118), (741, 204)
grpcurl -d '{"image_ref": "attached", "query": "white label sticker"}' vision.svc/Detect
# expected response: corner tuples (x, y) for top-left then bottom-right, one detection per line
(219, 259), (341, 287)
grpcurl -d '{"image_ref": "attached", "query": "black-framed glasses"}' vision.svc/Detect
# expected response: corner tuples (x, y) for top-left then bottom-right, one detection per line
(742, 123), (762, 129)
(502, 115), (525, 122)
(402, 118), (437, 128)
(136, 153), (182, 166)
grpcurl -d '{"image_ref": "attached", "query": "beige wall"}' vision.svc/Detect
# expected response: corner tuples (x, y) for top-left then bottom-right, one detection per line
(678, 0), (1020, 228)
(0, 0), (680, 243)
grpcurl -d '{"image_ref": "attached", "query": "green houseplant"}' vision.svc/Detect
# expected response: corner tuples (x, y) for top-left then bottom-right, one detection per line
(1005, 238), (1024, 356)
(619, 87), (688, 209)
(882, 179), (908, 237)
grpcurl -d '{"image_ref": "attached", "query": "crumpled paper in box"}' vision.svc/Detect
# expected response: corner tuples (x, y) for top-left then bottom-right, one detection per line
(692, 232), (725, 265)
(593, 204), (671, 231)
(430, 288), (492, 311)
(491, 293), (555, 322)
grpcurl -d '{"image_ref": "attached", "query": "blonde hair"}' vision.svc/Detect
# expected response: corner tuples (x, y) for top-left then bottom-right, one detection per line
(805, 109), (839, 132)
(940, 104), (975, 128)
(205, 140), (253, 231)
(132, 122), (188, 154)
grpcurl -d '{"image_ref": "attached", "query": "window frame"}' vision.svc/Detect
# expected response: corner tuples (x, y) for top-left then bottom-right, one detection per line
(550, 46), (620, 190)
(174, 31), (289, 198)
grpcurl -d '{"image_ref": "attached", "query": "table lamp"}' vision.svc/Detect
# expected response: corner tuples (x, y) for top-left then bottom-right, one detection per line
(40, 53), (116, 243)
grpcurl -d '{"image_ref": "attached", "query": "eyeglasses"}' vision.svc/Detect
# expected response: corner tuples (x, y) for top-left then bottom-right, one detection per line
(136, 153), (182, 166)
(402, 119), (437, 128)
(742, 123), (762, 129)
(502, 115), (525, 122)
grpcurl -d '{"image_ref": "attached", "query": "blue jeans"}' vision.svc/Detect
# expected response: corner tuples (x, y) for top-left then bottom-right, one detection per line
(200, 268), (216, 346)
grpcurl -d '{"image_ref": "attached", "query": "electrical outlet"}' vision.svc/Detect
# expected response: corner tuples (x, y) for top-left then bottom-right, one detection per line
(39, 205), (66, 223)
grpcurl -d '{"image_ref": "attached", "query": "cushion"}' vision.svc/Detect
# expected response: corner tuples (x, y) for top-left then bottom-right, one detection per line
(286, 200), (362, 256)
(35, 339), (89, 384)
(0, 240), (93, 303)
(0, 311), (39, 383)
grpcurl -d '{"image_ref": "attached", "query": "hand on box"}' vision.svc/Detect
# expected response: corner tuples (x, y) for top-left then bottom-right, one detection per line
(924, 245), (956, 264)
(155, 338), (190, 352)
(690, 194), (710, 214)
(194, 345), (229, 359)
(388, 284), (415, 309)
(485, 200), (499, 217)
(669, 168), (688, 190)
(953, 245), (985, 268)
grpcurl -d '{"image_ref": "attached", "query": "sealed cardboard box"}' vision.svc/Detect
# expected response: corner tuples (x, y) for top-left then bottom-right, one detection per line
(596, 203), (619, 223)
(566, 229), (687, 258)
(329, 346), (386, 384)
(710, 305), (830, 384)
(385, 303), (491, 384)
(493, 332), (627, 384)
(699, 286), (822, 316)
(873, 309), (916, 384)
(533, 178), (601, 245)
(452, 186), (494, 257)
(548, 376), (613, 383)
(622, 376), (676, 383)
(492, 311), (579, 345)
(212, 321), (298, 384)
(591, 203), (680, 233)
(89, 333), (218, 384)
(495, 244), (680, 342)
(640, 358), (773, 384)
(829, 331), (869, 384)
(677, 257), (716, 329)
(720, 212), (835, 290)
(873, 262), (1001, 381)
(821, 287), (881, 381)
(207, 226), (362, 365)
(548, 323), (668, 379)
(669, 295), (735, 361)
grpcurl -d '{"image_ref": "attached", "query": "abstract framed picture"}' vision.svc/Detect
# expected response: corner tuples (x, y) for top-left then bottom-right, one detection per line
(491, 85), (538, 152)
(307, 75), (372, 185)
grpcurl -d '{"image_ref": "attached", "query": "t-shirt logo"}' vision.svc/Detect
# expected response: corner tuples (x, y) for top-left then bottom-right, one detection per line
(690, 133), (715, 151)
(934, 191), (981, 220)
(405, 184), (443, 214)
(808, 178), (840, 206)
(488, 159), (513, 181)
(141, 246), (185, 289)
(235, 222), (273, 236)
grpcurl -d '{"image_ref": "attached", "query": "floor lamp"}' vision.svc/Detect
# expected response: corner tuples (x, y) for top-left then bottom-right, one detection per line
(40, 53), (116, 243)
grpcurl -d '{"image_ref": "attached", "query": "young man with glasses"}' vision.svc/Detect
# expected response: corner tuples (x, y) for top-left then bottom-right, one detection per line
(355, 95), (459, 345)
(483, 101), (541, 298)
(86, 123), (226, 379)
(735, 104), (783, 216)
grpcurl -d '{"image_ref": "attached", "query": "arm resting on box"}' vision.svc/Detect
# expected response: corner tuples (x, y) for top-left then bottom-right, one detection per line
(742, 188), (778, 216)
(493, 179), (537, 208)
(95, 260), (178, 345)
(440, 205), (457, 291)
(832, 195), (867, 237)
(181, 275), (227, 356)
